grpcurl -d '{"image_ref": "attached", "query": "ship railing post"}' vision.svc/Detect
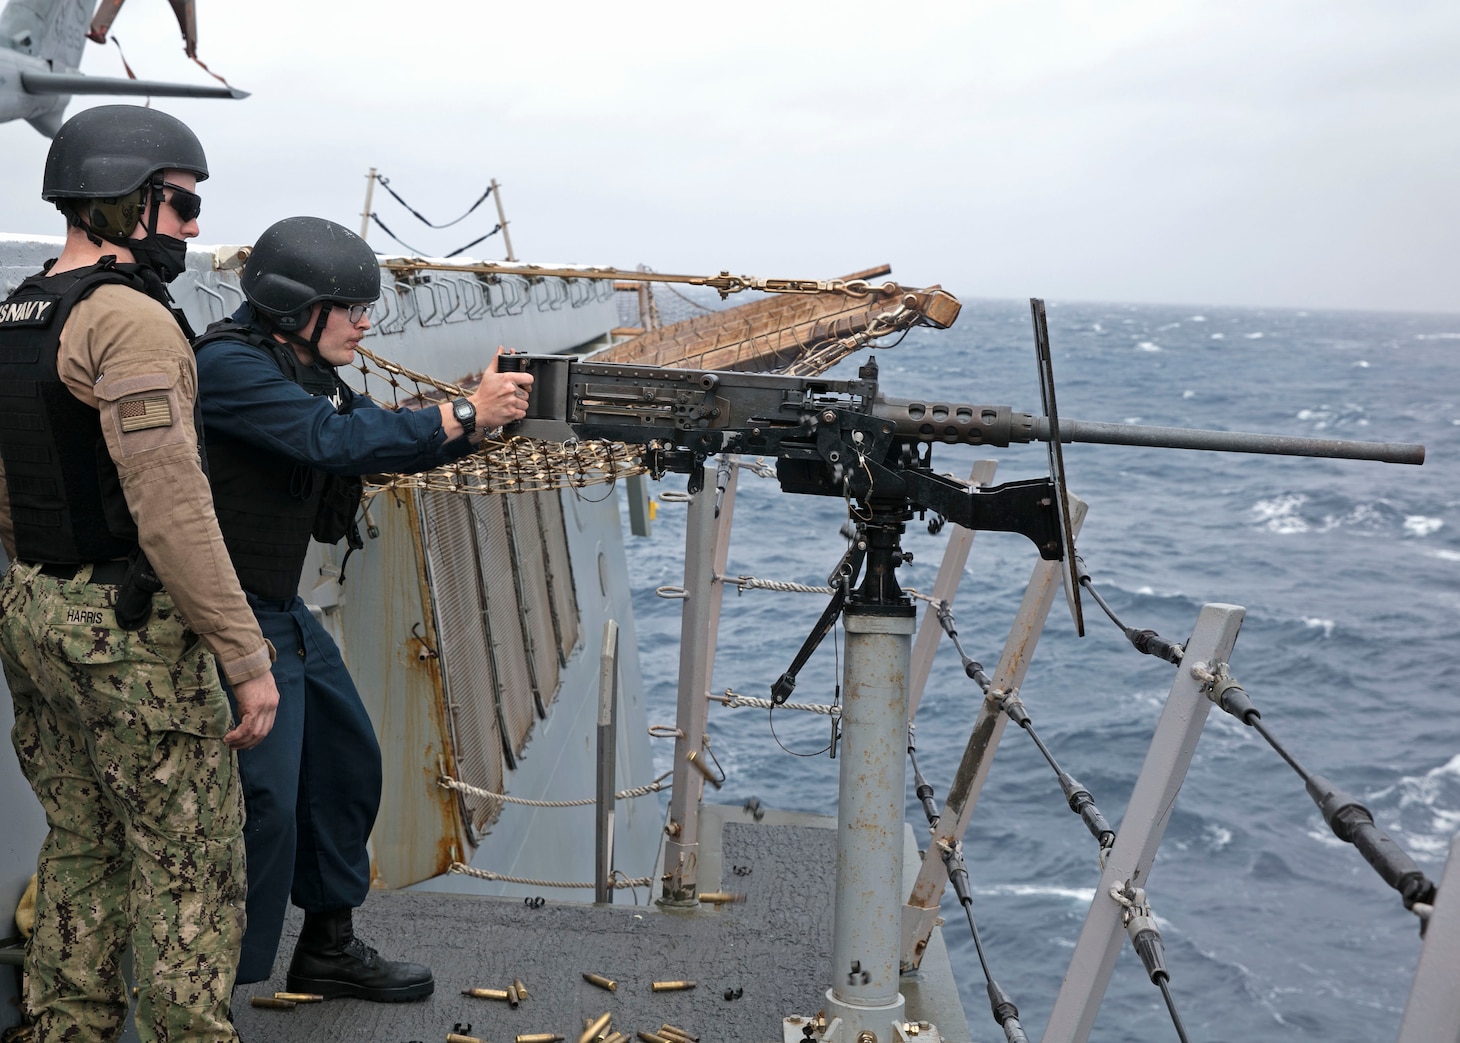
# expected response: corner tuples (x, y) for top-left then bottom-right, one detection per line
(359, 167), (376, 242)
(491, 178), (516, 262)
(595, 619), (619, 905)
(660, 460), (738, 904)
(1042, 602), (1246, 1043)
(900, 495), (1087, 971)
(1397, 832), (1460, 1043)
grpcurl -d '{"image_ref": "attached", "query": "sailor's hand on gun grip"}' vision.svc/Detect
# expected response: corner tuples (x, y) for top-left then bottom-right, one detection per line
(473, 347), (534, 431)
(226, 670), (280, 750)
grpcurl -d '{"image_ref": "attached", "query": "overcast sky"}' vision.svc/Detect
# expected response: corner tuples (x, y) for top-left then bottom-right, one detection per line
(2, 0), (1456, 313)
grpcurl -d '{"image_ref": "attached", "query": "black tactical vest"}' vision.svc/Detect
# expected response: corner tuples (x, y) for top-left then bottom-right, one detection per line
(0, 258), (188, 564)
(193, 319), (363, 600)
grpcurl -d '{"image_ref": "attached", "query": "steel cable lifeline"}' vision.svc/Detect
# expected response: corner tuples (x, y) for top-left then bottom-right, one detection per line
(932, 597), (1118, 858)
(1190, 660), (1439, 924)
(367, 210), (502, 259)
(372, 172), (495, 229)
(926, 590), (1198, 1040)
(940, 839), (1033, 1043)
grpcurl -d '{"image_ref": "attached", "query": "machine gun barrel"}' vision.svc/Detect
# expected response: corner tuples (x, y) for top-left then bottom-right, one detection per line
(1034, 418), (1425, 465)
(874, 397), (1425, 466)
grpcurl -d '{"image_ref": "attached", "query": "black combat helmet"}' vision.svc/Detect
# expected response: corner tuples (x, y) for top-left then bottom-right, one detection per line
(41, 104), (207, 281)
(242, 217), (381, 333)
(43, 104), (208, 205)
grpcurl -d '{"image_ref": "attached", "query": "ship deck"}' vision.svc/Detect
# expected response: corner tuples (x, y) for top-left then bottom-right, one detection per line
(231, 804), (973, 1043)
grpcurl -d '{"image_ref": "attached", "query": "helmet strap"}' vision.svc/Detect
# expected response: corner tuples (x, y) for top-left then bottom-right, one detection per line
(260, 301), (334, 367)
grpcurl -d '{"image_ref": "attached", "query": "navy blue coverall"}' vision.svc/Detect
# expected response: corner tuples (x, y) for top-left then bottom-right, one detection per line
(197, 319), (471, 983)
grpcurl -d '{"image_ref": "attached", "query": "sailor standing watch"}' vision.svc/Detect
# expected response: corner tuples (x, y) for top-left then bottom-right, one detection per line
(451, 396), (476, 437)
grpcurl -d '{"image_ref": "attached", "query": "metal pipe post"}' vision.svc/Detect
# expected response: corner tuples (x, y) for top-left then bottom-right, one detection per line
(822, 602), (916, 1038)
(595, 619), (619, 904)
(491, 178), (516, 261)
(359, 167), (376, 241)
(660, 464), (738, 903)
(1397, 832), (1460, 1043)
(1043, 602), (1245, 1043)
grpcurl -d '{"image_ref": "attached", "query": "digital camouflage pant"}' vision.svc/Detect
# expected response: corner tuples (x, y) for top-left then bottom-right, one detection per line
(0, 562), (246, 1043)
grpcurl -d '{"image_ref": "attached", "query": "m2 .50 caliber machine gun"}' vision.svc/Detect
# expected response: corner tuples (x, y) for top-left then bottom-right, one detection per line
(499, 342), (1423, 664)
(501, 331), (1424, 1042)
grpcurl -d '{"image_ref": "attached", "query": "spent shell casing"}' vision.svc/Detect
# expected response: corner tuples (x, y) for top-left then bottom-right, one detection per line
(248, 996), (296, 1010)
(601, 1034), (629, 1043)
(461, 986), (511, 1000)
(697, 891), (744, 904)
(273, 992), (323, 1003)
(516, 1035), (564, 1043)
(650, 980), (697, 992)
(637, 1033), (671, 1043)
(684, 750), (721, 789)
(582, 971), (617, 992)
(579, 1010), (612, 1043)
(447, 1035), (485, 1043)
(507, 982), (520, 1007)
(513, 977), (529, 1000)
(659, 1026), (699, 1042)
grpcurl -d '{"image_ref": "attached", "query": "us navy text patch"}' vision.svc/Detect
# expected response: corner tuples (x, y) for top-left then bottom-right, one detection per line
(0, 298), (57, 329)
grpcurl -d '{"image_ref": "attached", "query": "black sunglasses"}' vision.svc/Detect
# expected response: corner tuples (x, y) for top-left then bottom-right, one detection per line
(161, 181), (202, 223)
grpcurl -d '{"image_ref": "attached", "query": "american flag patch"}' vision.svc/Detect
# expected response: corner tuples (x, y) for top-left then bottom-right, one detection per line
(118, 396), (173, 433)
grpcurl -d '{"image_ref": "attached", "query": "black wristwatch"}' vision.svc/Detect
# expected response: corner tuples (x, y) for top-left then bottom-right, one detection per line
(451, 397), (476, 436)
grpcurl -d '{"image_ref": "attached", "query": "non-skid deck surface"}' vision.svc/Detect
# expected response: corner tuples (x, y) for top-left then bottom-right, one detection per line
(232, 815), (971, 1042)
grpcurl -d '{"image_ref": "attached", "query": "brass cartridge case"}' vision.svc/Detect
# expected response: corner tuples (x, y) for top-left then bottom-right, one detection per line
(579, 1010), (612, 1043)
(248, 996), (295, 1010)
(582, 971), (617, 992)
(684, 750), (721, 789)
(447, 1035), (485, 1043)
(697, 891), (744, 904)
(273, 992), (323, 1003)
(650, 980), (697, 992)
(659, 1026), (699, 1042)
(513, 977), (529, 1000)
(516, 1035), (565, 1043)
(461, 986), (511, 1000)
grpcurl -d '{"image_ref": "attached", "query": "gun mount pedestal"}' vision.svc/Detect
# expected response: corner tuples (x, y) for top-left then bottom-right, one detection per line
(785, 515), (934, 1042)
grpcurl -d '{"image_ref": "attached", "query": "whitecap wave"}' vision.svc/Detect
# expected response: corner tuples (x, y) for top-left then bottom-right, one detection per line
(1136, 341), (1161, 352)
(1404, 515), (1443, 537)
(1251, 494), (1309, 534)
(1415, 333), (1460, 340)
(1429, 549), (1460, 562)
(1211, 332), (1226, 340)
(1245, 332), (1264, 339)
(1302, 617), (1335, 637)
(972, 883), (1096, 903)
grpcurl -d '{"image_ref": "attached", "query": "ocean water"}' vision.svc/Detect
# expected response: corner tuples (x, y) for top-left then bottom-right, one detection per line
(621, 298), (1460, 1043)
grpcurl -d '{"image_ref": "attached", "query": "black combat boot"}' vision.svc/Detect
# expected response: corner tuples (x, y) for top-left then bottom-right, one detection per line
(285, 908), (434, 1002)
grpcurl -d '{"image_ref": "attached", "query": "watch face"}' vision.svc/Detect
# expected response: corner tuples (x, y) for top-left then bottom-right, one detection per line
(454, 399), (474, 421)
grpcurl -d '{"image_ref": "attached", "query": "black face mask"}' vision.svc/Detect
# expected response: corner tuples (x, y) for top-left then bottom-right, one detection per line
(125, 232), (189, 284)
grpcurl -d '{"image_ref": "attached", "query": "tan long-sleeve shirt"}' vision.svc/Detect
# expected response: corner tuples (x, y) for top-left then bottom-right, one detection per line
(0, 282), (272, 684)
